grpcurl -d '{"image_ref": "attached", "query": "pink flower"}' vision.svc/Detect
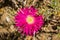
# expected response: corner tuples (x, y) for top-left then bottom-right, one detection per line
(15, 6), (44, 36)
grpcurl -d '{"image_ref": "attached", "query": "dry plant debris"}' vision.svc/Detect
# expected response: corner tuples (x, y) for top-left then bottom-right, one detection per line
(0, 0), (60, 40)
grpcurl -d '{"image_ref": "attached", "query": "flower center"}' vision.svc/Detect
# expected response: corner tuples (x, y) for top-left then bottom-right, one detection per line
(26, 15), (34, 24)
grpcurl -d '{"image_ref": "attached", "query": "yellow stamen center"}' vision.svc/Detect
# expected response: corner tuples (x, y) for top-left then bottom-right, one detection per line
(26, 15), (34, 24)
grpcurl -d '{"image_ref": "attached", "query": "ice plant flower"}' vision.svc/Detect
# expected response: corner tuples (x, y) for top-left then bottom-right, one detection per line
(15, 6), (44, 36)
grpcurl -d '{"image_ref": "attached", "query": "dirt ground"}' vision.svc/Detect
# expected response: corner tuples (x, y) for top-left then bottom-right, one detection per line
(0, 0), (60, 40)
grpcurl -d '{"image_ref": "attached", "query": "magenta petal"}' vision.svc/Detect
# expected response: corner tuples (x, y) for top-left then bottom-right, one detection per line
(15, 6), (44, 36)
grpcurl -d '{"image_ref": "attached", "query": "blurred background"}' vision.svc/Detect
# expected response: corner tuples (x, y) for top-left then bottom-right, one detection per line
(0, 0), (60, 40)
